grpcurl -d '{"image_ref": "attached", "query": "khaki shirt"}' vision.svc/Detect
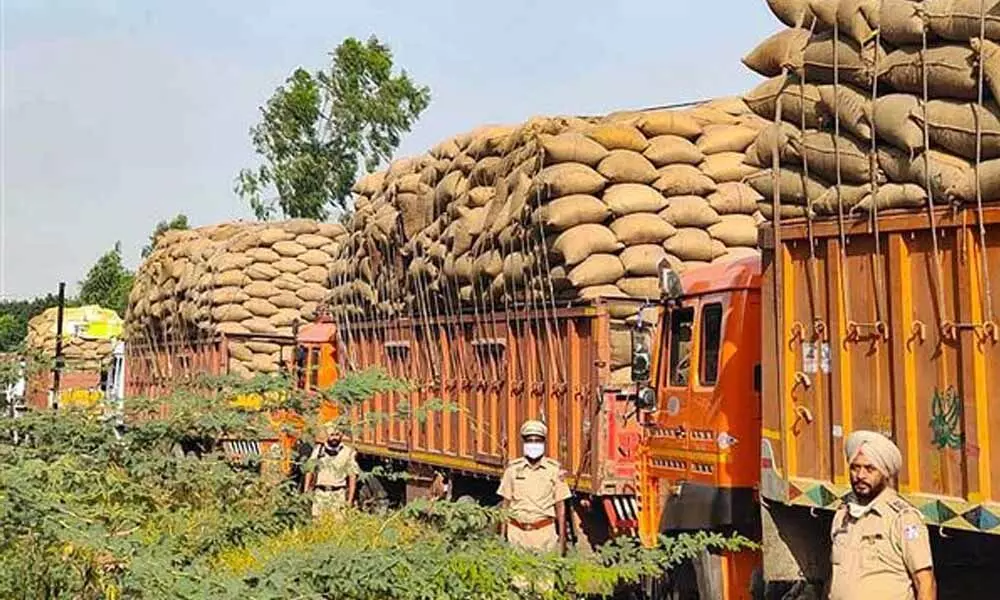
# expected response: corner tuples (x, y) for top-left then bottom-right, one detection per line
(828, 488), (933, 600)
(310, 443), (360, 487)
(497, 457), (572, 522)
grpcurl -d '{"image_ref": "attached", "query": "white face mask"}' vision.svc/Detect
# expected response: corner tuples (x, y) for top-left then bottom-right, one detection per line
(523, 442), (545, 460)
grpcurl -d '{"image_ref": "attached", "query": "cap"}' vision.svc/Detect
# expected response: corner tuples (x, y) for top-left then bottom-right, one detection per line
(520, 420), (547, 438)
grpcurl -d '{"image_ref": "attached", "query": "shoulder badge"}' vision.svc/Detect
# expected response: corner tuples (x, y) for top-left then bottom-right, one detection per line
(509, 457), (527, 467)
(542, 457), (560, 468)
(903, 523), (921, 541)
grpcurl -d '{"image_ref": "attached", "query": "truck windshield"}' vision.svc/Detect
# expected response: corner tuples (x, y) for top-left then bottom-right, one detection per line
(668, 307), (695, 387)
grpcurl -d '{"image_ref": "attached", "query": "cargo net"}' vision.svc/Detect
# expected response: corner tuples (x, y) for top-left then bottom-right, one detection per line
(126, 220), (349, 377)
(747, 0), (997, 340)
(326, 103), (770, 384)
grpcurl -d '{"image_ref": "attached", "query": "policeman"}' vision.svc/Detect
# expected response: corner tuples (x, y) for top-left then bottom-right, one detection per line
(305, 423), (361, 518)
(496, 420), (572, 554)
(828, 430), (936, 600)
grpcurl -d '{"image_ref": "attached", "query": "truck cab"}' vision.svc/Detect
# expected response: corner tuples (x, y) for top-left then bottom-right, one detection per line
(637, 255), (763, 597)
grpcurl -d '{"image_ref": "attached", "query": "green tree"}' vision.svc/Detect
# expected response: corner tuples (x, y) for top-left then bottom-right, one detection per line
(237, 36), (431, 221)
(78, 243), (134, 316)
(142, 214), (189, 258)
(0, 294), (77, 353)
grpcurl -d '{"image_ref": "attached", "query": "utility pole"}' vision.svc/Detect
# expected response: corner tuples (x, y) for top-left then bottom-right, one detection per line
(51, 282), (66, 410)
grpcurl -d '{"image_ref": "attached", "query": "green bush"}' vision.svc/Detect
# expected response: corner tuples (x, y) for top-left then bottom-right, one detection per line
(0, 369), (753, 599)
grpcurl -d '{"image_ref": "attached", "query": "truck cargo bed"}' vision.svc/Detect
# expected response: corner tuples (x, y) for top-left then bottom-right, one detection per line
(761, 205), (1000, 533)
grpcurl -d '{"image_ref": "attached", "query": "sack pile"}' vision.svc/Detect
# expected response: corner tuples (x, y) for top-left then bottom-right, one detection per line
(745, 0), (1000, 218)
(126, 219), (348, 377)
(25, 307), (118, 372)
(330, 100), (768, 383)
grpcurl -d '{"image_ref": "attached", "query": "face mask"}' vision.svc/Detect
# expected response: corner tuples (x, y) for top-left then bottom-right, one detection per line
(523, 442), (545, 460)
(326, 441), (341, 452)
(848, 502), (873, 520)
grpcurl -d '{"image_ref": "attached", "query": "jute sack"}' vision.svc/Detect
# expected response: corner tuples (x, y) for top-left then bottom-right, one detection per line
(713, 247), (761, 264)
(767, 0), (823, 29)
(704, 96), (754, 116)
(700, 152), (760, 183)
(747, 122), (802, 167)
(911, 99), (1000, 160)
(271, 292), (305, 310)
(577, 284), (627, 302)
(216, 269), (248, 287)
(617, 277), (662, 299)
(247, 341), (282, 354)
(923, 0), (1000, 41)
(873, 94), (925, 154)
(817, 83), (873, 141)
(585, 124), (650, 152)
(243, 317), (278, 335)
(283, 219), (321, 236)
(539, 132), (610, 166)
(298, 249), (332, 267)
(643, 135), (705, 166)
(245, 281), (282, 300)
(533, 194), (610, 230)
(967, 155), (1000, 198)
(743, 76), (826, 129)
(395, 173), (425, 195)
(812, 183), (873, 214)
(685, 106), (741, 126)
(295, 233), (330, 249)
(269, 308), (301, 328)
(250, 353), (280, 374)
(878, 45), (979, 100)
(663, 228), (718, 262)
(610, 327), (633, 367)
(244, 298), (279, 318)
(568, 254), (626, 287)
(757, 202), (812, 219)
(502, 252), (535, 285)
(352, 171), (387, 196)
(708, 182), (765, 215)
(621, 244), (671, 276)
(610, 214), (678, 245)
(879, 0), (929, 46)
(317, 222), (347, 239)
(468, 186), (495, 207)
(436, 171), (468, 209)
(298, 285), (331, 304)
(745, 167), (829, 206)
(258, 228), (295, 245)
(470, 156), (502, 187)
(742, 28), (811, 77)
(597, 150), (659, 184)
(213, 304), (252, 322)
(398, 192), (434, 238)
(792, 131), (880, 184)
(638, 111), (704, 139)
(604, 184), (669, 215)
(272, 257), (308, 274)
(274, 272), (306, 293)
(533, 163), (607, 198)
(213, 287), (250, 306)
(653, 165), (718, 196)
(852, 183), (929, 212)
(708, 215), (760, 247)
(808, 0), (879, 44)
(552, 224), (624, 265)
(696, 124), (758, 155)
(909, 150), (976, 202)
(659, 196), (723, 228)
(800, 32), (884, 87)
(213, 253), (254, 272)
(300, 266), (329, 285)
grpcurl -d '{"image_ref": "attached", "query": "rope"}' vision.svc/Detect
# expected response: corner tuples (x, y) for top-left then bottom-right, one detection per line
(920, 27), (953, 335)
(869, 28), (889, 332)
(800, 20), (823, 344)
(975, 1), (997, 323)
(832, 21), (856, 333)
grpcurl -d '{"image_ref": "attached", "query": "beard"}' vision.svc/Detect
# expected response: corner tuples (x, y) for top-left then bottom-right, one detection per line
(851, 478), (884, 502)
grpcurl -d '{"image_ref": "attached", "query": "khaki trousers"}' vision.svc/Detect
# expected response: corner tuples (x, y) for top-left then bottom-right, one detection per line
(506, 522), (559, 552)
(312, 488), (348, 518)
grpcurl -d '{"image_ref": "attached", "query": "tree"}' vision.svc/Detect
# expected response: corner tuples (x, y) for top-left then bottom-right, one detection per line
(78, 242), (134, 316)
(0, 294), (77, 353)
(142, 214), (189, 258)
(237, 36), (431, 221)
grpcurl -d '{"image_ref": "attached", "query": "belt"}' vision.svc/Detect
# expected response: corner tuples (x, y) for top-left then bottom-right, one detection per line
(509, 517), (555, 531)
(315, 484), (347, 491)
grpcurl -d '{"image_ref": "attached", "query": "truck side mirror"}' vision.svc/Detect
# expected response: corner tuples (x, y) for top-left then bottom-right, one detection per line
(631, 329), (651, 383)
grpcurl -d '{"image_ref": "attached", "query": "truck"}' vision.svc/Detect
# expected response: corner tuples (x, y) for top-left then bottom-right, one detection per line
(635, 204), (1000, 598)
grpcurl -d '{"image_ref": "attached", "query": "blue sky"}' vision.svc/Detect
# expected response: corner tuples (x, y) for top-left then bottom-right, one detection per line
(1, 0), (780, 299)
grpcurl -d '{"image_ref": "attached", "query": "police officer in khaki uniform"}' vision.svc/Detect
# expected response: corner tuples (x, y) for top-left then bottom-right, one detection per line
(497, 420), (572, 554)
(828, 430), (936, 600)
(305, 424), (361, 518)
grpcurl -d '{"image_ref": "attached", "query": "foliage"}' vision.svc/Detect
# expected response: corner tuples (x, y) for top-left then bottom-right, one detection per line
(78, 242), (134, 317)
(141, 214), (189, 259)
(0, 368), (754, 599)
(236, 35), (431, 221)
(0, 294), (79, 353)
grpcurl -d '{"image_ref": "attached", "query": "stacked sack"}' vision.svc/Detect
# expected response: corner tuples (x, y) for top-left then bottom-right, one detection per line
(126, 219), (347, 377)
(328, 100), (768, 383)
(743, 0), (1000, 218)
(25, 307), (119, 372)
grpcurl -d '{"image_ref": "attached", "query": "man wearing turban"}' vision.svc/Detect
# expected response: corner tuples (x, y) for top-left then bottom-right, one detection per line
(828, 430), (936, 600)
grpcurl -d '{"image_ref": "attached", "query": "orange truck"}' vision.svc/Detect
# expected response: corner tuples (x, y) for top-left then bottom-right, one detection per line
(636, 204), (1000, 598)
